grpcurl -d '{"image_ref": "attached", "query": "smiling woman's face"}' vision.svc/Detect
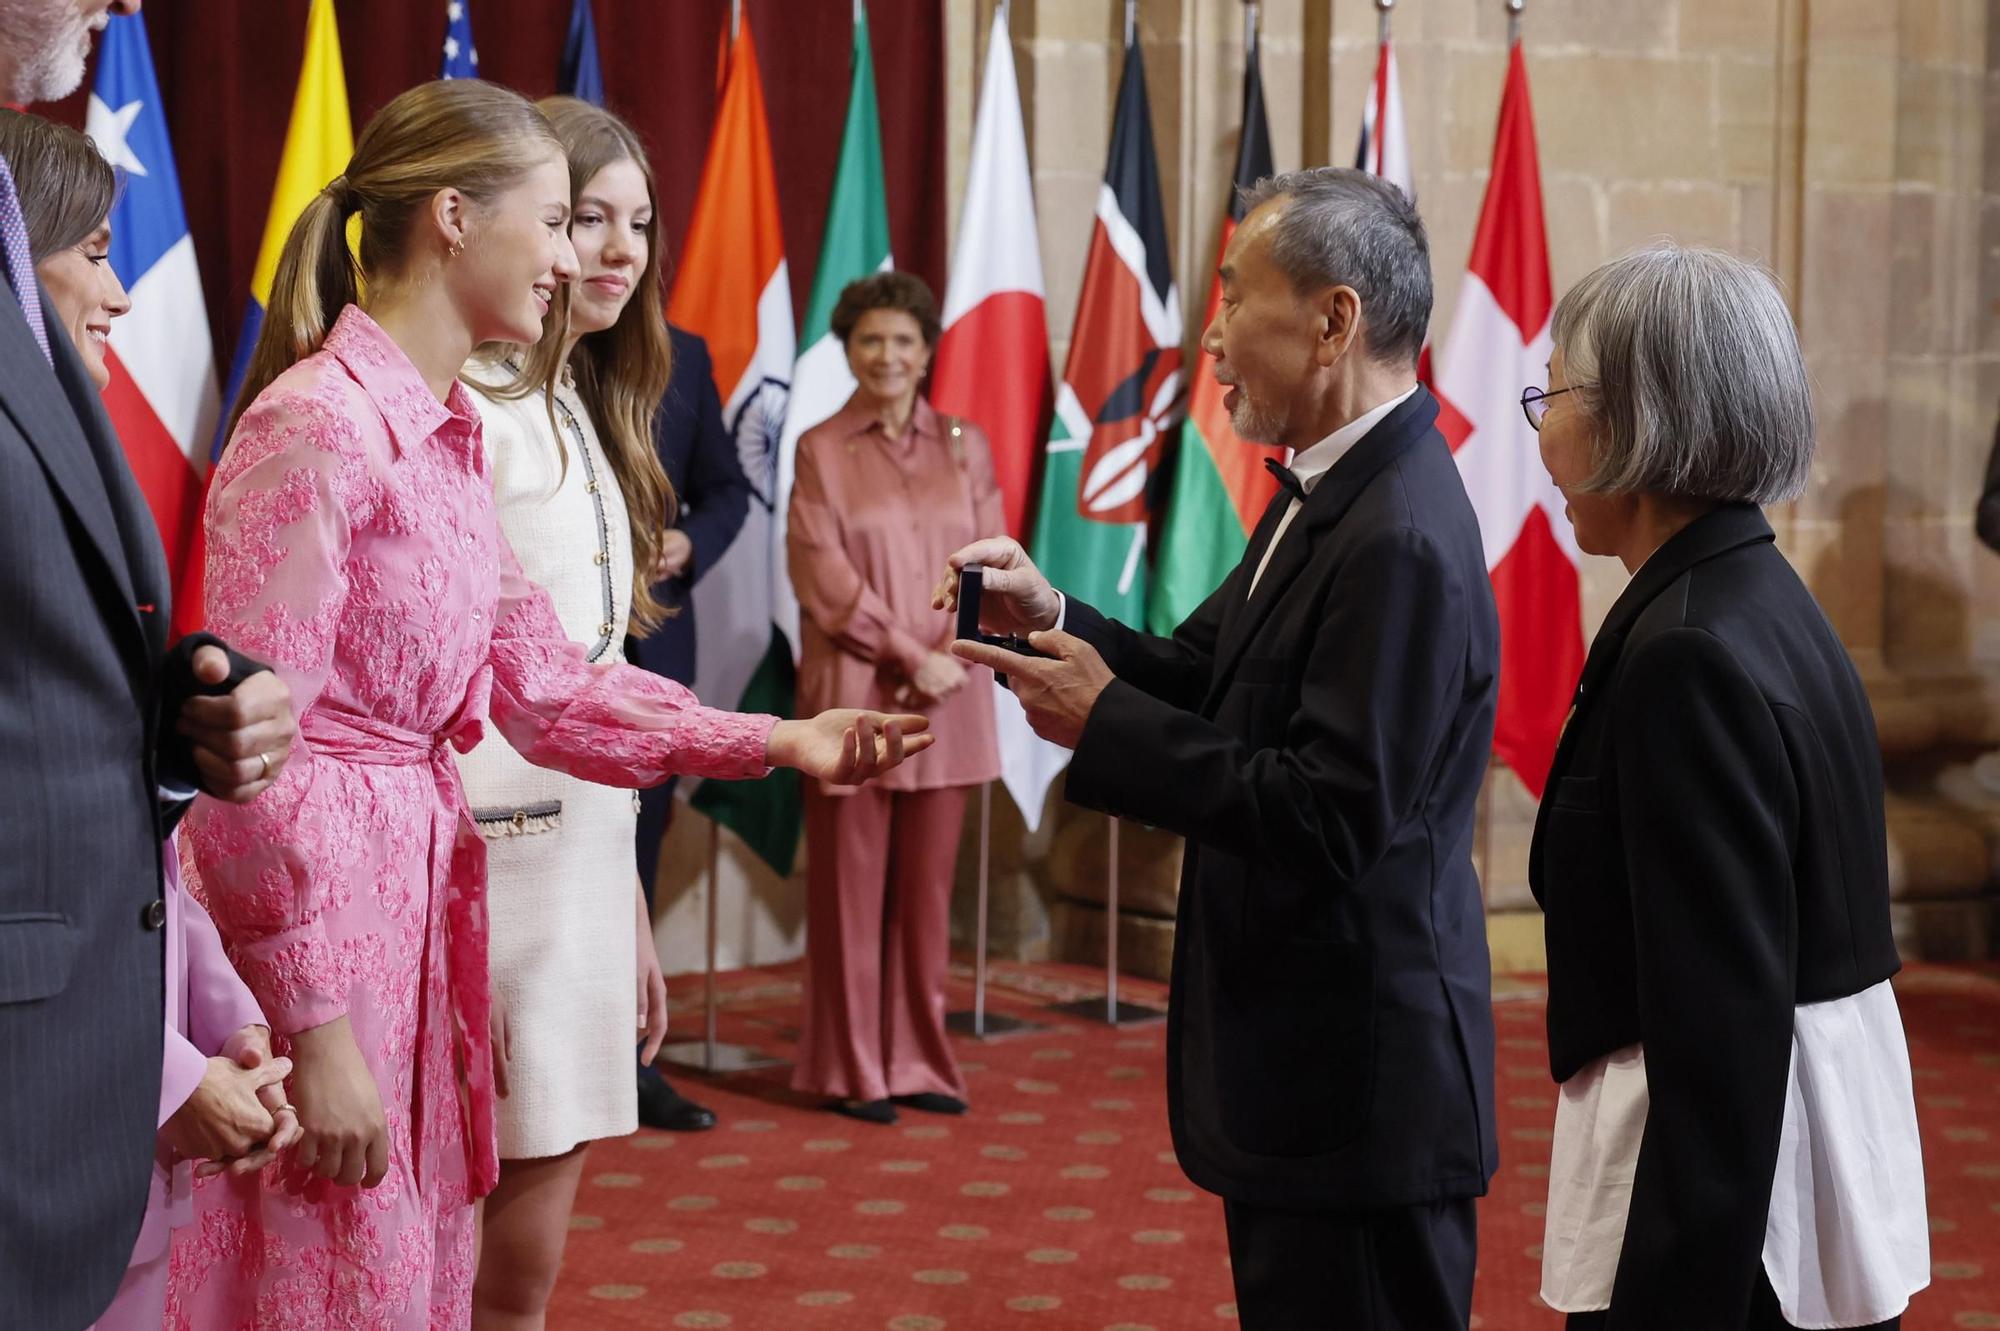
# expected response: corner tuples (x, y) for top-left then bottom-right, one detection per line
(35, 218), (129, 392)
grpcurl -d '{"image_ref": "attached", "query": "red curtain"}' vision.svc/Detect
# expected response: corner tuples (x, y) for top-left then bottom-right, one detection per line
(44, 0), (946, 378)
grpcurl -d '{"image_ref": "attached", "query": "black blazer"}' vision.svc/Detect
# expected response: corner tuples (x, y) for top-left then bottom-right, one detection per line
(628, 325), (752, 687)
(1529, 503), (1900, 1326)
(0, 282), (186, 1327)
(1063, 388), (1500, 1211)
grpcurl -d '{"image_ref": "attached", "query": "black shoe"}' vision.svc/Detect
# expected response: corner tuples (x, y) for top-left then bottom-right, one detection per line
(831, 1097), (898, 1125)
(892, 1093), (968, 1115)
(637, 1072), (718, 1132)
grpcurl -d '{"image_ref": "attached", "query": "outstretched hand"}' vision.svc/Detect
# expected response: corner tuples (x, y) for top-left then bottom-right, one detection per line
(767, 711), (934, 786)
(931, 537), (1061, 638)
(951, 629), (1112, 750)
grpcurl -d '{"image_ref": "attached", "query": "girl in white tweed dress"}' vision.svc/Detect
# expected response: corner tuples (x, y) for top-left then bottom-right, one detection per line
(452, 97), (935, 1326)
(454, 100), (681, 1326)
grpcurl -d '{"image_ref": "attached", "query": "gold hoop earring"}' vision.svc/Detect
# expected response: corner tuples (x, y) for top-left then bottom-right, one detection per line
(448, 239), (466, 259)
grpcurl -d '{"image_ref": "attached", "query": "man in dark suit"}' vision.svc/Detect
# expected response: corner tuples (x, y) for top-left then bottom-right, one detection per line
(947, 169), (1499, 1327)
(0, 6), (299, 1326)
(626, 323), (752, 1132)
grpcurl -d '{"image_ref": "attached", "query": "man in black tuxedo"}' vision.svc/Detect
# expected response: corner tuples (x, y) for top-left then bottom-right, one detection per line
(0, 5), (299, 1326)
(627, 323), (752, 1131)
(947, 169), (1499, 1328)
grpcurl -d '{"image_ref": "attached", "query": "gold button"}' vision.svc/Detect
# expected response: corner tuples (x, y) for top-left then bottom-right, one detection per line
(587, 482), (600, 494)
(594, 552), (607, 565)
(511, 809), (527, 829)
(599, 622), (613, 636)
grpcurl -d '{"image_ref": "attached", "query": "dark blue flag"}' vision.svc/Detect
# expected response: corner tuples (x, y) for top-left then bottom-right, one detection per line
(561, 0), (604, 105)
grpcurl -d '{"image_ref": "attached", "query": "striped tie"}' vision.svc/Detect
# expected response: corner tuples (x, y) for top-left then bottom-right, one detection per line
(0, 154), (52, 365)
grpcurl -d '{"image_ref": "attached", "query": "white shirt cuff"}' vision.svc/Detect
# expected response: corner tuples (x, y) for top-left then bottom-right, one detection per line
(1052, 591), (1066, 632)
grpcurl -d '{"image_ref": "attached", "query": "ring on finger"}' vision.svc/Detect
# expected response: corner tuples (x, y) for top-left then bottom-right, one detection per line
(256, 751), (272, 779)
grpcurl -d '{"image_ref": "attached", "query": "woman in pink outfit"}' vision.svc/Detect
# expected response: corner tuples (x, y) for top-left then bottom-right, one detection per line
(0, 107), (304, 1331)
(168, 81), (929, 1331)
(786, 272), (1003, 1125)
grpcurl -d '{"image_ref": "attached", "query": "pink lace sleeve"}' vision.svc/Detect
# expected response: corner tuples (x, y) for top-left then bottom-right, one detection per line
(486, 534), (777, 784)
(183, 388), (361, 1035)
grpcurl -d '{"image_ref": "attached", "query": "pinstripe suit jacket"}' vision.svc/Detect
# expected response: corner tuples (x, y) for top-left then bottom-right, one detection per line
(0, 277), (176, 1330)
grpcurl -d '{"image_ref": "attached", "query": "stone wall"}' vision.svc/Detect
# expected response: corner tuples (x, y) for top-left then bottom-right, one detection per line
(653, 0), (2000, 980)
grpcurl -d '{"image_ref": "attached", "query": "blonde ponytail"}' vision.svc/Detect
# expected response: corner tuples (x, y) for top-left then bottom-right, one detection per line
(219, 80), (561, 448)
(223, 186), (358, 443)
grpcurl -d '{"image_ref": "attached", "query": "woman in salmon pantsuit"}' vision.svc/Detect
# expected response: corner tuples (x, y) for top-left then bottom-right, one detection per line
(787, 272), (1003, 1125)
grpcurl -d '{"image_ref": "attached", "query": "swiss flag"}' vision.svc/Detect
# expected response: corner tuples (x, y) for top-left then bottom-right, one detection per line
(1432, 43), (1582, 799)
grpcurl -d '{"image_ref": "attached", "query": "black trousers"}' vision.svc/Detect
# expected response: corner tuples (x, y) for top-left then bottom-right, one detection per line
(1563, 1271), (1902, 1331)
(1221, 1195), (1476, 1330)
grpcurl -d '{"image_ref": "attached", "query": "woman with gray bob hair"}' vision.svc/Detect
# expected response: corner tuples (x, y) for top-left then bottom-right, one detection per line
(1529, 243), (1928, 1330)
(1545, 244), (1814, 505)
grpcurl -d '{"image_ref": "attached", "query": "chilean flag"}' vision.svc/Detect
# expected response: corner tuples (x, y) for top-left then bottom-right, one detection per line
(86, 12), (219, 639)
(1433, 43), (1583, 798)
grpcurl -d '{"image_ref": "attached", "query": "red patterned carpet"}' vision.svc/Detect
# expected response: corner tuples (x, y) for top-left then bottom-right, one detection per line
(549, 960), (2000, 1330)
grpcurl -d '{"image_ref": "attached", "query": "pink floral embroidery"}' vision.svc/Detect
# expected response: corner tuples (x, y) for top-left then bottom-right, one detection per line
(171, 305), (777, 1329)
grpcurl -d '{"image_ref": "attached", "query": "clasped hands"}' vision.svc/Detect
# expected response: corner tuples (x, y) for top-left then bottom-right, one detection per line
(928, 537), (1113, 750)
(162, 1023), (303, 1181)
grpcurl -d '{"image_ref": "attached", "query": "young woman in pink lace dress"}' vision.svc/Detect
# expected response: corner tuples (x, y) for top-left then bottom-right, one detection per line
(167, 81), (929, 1331)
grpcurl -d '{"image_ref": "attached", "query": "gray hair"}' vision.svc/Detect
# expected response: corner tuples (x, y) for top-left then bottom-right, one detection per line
(1238, 167), (1431, 369)
(1551, 244), (1814, 504)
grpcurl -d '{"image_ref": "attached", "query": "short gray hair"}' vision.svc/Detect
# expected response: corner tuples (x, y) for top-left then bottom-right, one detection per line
(1238, 167), (1431, 369)
(1552, 244), (1814, 503)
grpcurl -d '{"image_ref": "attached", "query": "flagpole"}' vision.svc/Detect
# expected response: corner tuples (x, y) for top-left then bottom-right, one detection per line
(1244, 1), (1259, 58)
(946, 782), (1043, 1040)
(1124, 0), (1136, 49)
(1105, 818), (1120, 1021)
(976, 783), (991, 1032)
(659, 817), (786, 1076)
(731, 0), (740, 40)
(1376, 0), (1393, 44)
(1507, 0), (1524, 45)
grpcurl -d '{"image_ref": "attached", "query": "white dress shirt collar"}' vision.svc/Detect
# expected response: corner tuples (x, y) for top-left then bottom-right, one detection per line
(1285, 383), (1421, 494)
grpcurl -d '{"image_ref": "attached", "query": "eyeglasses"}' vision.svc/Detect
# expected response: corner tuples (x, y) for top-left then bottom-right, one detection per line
(1520, 385), (1580, 432)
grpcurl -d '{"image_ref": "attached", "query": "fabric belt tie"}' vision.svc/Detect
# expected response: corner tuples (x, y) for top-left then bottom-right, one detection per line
(297, 666), (499, 1197)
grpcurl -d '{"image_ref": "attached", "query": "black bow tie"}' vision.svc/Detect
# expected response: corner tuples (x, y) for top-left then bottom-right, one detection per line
(1265, 458), (1306, 503)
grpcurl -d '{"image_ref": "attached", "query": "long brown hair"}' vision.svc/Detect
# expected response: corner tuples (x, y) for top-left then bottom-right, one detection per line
(223, 80), (563, 441)
(477, 95), (675, 636)
(0, 109), (117, 262)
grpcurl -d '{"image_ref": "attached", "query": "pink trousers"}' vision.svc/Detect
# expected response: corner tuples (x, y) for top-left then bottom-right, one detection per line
(791, 783), (970, 1103)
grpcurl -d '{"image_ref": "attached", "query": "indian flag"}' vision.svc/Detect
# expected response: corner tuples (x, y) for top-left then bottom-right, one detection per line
(671, 13), (800, 874)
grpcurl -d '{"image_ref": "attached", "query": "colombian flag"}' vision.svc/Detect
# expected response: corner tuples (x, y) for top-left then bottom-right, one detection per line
(186, 0), (350, 628)
(213, 0), (352, 458)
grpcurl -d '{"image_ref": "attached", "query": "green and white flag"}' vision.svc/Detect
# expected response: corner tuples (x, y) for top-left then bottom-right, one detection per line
(771, 2), (893, 658)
